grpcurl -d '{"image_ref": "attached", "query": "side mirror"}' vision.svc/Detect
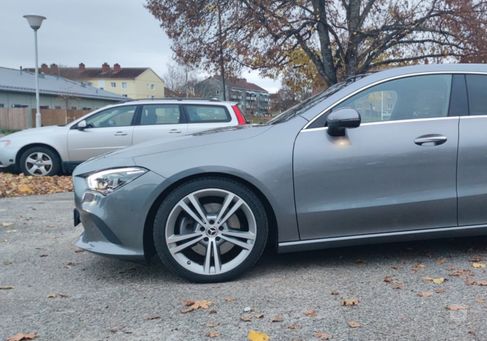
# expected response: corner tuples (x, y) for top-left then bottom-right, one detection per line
(326, 108), (361, 136)
(77, 120), (87, 130)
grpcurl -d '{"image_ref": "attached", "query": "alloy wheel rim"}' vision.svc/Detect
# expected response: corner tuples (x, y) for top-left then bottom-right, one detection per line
(25, 152), (53, 176)
(165, 188), (257, 276)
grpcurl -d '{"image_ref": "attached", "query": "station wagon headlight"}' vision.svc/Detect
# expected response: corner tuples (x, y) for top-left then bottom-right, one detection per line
(0, 139), (11, 147)
(85, 167), (147, 195)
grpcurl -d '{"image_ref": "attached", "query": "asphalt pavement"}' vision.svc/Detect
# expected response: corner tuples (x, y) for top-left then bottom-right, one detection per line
(1, 193), (487, 340)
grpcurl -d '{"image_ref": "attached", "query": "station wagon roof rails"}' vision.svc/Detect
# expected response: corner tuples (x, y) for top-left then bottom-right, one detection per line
(129, 97), (222, 102)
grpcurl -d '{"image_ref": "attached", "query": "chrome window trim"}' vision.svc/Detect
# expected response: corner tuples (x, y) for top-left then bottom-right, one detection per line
(302, 70), (487, 131)
(302, 116), (459, 133)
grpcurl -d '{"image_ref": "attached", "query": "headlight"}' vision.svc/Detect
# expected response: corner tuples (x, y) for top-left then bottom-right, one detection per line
(85, 167), (147, 195)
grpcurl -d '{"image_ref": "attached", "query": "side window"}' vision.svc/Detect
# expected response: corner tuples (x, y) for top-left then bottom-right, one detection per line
(466, 75), (487, 116)
(184, 105), (231, 123)
(334, 75), (452, 123)
(140, 104), (181, 125)
(85, 106), (136, 128)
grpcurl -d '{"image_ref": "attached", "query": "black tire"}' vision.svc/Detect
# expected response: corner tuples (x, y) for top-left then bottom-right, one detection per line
(19, 146), (61, 176)
(153, 177), (268, 282)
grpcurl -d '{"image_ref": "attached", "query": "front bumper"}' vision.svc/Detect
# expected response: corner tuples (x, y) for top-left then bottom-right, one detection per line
(73, 170), (166, 260)
(0, 147), (16, 168)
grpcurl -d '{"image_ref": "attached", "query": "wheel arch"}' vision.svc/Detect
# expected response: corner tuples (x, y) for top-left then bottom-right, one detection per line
(143, 172), (279, 261)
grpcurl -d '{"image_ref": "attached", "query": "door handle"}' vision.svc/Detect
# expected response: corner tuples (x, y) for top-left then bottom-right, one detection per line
(414, 134), (447, 146)
(169, 129), (182, 134)
(114, 131), (128, 136)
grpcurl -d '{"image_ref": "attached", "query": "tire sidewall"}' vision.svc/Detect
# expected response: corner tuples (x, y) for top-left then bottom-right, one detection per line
(153, 177), (268, 282)
(19, 147), (61, 176)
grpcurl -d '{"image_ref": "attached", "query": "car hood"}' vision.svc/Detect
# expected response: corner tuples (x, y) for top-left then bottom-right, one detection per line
(124, 124), (271, 159)
(4, 125), (66, 139)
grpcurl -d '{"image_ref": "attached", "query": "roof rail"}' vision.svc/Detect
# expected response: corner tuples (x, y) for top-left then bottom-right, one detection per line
(128, 97), (222, 102)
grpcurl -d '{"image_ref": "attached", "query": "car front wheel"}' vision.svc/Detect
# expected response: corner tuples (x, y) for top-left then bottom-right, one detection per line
(19, 147), (61, 176)
(153, 177), (268, 282)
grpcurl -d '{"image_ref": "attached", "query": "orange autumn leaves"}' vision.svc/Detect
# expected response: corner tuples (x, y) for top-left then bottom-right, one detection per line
(0, 173), (72, 198)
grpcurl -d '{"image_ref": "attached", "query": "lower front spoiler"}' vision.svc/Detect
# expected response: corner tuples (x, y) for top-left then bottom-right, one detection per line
(75, 234), (145, 261)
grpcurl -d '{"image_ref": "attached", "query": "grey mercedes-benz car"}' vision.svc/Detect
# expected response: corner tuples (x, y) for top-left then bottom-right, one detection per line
(73, 64), (487, 282)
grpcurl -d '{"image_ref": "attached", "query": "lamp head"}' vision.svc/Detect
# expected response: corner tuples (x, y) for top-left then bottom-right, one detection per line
(23, 15), (46, 31)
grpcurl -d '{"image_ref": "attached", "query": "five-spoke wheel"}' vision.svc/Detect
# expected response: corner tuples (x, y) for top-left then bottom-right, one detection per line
(153, 177), (268, 282)
(19, 146), (61, 176)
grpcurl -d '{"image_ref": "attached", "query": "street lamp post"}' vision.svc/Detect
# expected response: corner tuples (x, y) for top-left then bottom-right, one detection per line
(23, 15), (46, 128)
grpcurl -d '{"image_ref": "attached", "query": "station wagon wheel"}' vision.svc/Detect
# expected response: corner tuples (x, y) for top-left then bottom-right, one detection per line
(153, 177), (268, 282)
(19, 146), (61, 176)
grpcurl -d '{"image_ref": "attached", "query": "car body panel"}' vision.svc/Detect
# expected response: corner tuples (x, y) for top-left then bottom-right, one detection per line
(294, 117), (459, 239)
(458, 116), (487, 226)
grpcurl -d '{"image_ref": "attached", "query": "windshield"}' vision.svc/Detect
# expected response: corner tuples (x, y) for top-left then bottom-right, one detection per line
(268, 75), (369, 125)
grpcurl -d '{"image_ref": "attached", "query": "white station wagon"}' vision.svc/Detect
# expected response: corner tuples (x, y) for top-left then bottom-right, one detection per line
(0, 99), (247, 176)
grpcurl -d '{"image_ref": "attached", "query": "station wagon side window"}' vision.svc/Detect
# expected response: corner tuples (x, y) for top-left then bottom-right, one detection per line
(84, 105), (137, 128)
(183, 105), (231, 123)
(334, 75), (453, 124)
(466, 75), (487, 116)
(140, 104), (182, 125)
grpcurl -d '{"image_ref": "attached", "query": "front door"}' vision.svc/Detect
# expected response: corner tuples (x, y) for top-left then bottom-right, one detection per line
(294, 74), (459, 240)
(67, 105), (137, 162)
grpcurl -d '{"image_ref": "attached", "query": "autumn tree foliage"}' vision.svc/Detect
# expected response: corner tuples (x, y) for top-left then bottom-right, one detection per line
(146, 0), (487, 86)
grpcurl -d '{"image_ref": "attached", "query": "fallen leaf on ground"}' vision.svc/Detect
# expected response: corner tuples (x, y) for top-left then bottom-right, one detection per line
(342, 298), (359, 306)
(0, 285), (14, 290)
(181, 300), (213, 313)
(1, 222), (13, 227)
(6, 332), (38, 341)
(304, 309), (317, 317)
(288, 323), (301, 330)
(470, 256), (483, 262)
(224, 296), (236, 302)
(330, 290), (339, 296)
(412, 263), (426, 272)
(144, 316), (160, 321)
(47, 293), (69, 299)
(384, 276), (394, 283)
(417, 291), (433, 298)
(434, 288), (446, 294)
(424, 277), (446, 284)
(447, 304), (468, 311)
(472, 262), (486, 269)
(207, 331), (220, 338)
(347, 320), (361, 328)
(449, 269), (473, 277)
(207, 321), (219, 328)
(247, 330), (269, 341)
(314, 331), (331, 340)
(240, 314), (253, 322)
(476, 280), (487, 286)
(436, 258), (447, 265)
(271, 314), (284, 322)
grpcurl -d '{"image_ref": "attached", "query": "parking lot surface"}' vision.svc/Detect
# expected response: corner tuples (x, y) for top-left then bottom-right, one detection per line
(1, 193), (487, 340)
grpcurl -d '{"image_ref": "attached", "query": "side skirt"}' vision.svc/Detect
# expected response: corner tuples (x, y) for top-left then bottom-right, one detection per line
(278, 224), (487, 253)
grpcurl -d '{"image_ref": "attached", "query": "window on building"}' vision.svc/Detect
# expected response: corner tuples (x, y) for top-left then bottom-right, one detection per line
(150, 84), (155, 90)
(122, 94), (128, 98)
(54, 106), (62, 109)
(111, 82), (116, 88)
(121, 82), (127, 89)
(40, 105), (49, 109)
(98, 80), (105, 90)
(0, 104), (4, 108)
(71, 106), (77, 110)
(82, 107), (91, 110)
(12, 104), (28, 108)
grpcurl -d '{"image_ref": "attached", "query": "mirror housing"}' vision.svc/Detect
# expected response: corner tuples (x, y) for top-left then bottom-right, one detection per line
(326, 108), (361, 136)
(77, 120), (87, 130)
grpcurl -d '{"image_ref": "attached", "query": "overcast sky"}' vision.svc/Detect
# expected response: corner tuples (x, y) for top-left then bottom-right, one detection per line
(1, 0), (280, 93)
